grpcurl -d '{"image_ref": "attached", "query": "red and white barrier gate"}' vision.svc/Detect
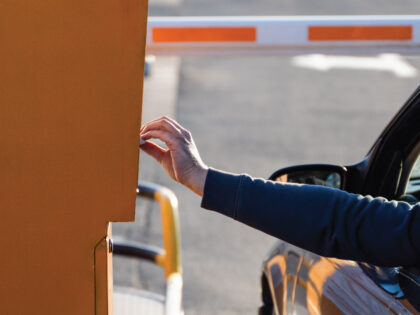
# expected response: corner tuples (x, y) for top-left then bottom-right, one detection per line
(146, 16), (420, 55)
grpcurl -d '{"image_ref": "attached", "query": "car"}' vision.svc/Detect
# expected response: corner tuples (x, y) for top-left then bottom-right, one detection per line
(259, 86), (420, 315)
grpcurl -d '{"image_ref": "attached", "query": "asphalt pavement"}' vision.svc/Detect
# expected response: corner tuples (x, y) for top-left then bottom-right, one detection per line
(113, 1), (420, 314)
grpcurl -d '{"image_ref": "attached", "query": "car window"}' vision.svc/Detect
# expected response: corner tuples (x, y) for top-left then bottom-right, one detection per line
(405, 155), (420, 202)
(399, 158), (420, 313)
(410, 156), (420, 179)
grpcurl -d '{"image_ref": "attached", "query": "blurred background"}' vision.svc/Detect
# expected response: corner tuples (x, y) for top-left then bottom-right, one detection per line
(113, 1), (420, 314)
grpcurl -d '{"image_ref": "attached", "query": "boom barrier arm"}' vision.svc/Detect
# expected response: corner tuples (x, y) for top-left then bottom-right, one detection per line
(146, 16), (420, 56)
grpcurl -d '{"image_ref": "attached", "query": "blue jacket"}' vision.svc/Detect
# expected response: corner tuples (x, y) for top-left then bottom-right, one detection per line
(201, 168), (420, 267)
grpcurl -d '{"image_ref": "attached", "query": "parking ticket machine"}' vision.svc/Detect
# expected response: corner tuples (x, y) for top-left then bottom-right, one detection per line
(0, 1), (148, 314)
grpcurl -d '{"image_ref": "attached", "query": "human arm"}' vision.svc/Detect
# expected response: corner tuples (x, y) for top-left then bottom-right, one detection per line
(202, 168), (420, 267)
(140, 117), (420, 267)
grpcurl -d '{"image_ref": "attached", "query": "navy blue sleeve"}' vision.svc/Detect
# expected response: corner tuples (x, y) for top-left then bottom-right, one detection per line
(201, 168), (420, 267)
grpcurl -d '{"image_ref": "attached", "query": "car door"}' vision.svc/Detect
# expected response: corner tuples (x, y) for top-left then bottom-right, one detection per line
(262, 86), (420, 315)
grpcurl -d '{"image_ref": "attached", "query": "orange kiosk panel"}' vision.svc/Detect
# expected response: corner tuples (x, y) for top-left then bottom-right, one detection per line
(0, 0), (148, 314)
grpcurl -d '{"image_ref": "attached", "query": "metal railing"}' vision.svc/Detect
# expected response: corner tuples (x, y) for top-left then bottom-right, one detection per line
(113, 182), (183, 315)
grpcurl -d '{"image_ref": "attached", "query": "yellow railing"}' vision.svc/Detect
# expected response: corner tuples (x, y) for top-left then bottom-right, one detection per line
(113, 181), (183, 315)
(148, 184), (182, 278)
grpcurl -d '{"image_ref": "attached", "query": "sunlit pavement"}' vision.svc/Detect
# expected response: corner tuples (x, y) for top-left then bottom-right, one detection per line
(114, 1), (420, 314)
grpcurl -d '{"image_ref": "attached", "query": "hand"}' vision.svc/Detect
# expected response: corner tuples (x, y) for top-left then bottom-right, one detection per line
(140, 116), (209, 196)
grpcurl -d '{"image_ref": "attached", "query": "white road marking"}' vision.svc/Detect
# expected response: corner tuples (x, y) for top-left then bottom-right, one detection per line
(292, 53), (418, 78)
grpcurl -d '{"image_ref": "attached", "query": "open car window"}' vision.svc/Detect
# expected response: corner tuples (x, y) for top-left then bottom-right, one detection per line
(410, 156), (420, 179)
(405, 155), (420, 200)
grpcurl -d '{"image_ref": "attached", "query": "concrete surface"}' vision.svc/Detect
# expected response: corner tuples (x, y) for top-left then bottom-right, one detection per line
(114, 1), (420, 314)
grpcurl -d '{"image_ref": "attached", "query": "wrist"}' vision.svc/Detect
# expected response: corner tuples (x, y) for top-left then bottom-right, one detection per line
(188, 165), (209, 197)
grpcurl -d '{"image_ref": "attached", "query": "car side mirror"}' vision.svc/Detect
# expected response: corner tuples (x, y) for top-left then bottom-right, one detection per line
(269, 164), (347, 190)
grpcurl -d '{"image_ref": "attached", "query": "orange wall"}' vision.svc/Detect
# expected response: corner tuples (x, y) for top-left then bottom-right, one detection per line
(0, 0), (148, 313)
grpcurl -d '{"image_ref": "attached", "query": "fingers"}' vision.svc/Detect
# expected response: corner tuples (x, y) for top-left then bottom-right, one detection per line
(139, 140), (167, 163)
(140, 116), (175, 133)
(161, 116), (189, 134)
(141, 116), (191, 140)
(141, 118), (180, 139)
(141, 116), (177, 131)
(164, 117), (192, 139)
(141, 129), (181, 151)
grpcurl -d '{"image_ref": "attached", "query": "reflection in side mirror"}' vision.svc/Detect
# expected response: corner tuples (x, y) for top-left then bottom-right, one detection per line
(270, 165), (347, 190)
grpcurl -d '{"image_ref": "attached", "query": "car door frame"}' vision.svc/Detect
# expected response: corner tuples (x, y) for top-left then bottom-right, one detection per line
(356, 86), (420, 199)
(353, 86), (420, 313)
